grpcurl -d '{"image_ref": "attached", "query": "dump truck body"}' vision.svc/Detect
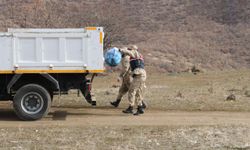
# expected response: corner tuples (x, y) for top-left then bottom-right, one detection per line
(0, 28), (104, 73)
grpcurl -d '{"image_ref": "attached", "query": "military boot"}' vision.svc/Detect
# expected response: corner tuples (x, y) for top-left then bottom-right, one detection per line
(133, 106), (144, 116)
(141, 101), (147, 109)
(110, 99), (121, 107)
(122, 106), (133, 114)
(91, 101), (96, 106)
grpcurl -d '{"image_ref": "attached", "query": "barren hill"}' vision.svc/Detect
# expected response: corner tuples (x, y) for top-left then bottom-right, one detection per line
(0, 0), (250, 72)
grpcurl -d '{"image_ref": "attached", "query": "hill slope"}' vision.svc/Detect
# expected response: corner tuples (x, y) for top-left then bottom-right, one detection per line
(0, 0), (249, 72)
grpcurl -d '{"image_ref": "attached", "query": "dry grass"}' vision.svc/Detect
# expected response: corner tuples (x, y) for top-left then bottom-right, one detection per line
(77, 70), (250, 112)
(50, 70), (250, 112)
(0, 125), (250, 149)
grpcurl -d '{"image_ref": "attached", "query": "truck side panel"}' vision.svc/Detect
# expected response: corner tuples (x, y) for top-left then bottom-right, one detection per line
(0, 34), (12, 71)
(0, 28), (104, 73)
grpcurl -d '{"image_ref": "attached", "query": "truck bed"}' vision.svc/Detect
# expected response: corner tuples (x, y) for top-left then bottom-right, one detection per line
(0, 27), (104, 74)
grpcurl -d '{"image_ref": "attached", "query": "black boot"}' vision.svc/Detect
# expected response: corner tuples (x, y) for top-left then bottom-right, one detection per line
(91, 101), (96, 106)
(122, 106), (133, 114)
(110, 99), (121, 107)
(141, 101), (147, 109)
(134, 106), (144, 115)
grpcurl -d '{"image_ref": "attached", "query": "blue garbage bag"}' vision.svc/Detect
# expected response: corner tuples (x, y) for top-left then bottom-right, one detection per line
(105, 47), (122, 67)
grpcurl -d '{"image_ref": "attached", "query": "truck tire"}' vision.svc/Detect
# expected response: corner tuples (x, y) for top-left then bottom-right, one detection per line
(13, 84), (51, 121)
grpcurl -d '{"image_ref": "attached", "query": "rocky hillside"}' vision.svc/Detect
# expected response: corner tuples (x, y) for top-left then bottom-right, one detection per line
(0, 0), (250, 72)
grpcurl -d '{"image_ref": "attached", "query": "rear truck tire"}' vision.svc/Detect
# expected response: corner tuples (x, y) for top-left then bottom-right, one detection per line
(13, 84), (51, 121)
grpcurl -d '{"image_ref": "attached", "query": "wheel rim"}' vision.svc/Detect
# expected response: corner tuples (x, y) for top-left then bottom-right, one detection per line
(21, 92), (44, 115)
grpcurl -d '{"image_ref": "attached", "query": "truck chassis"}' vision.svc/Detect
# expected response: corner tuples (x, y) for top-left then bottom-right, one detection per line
(0, 73), (95, 120)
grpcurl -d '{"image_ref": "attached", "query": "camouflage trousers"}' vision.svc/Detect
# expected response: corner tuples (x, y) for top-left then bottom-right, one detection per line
(116, 79), (130, 100)
(116, 76), (143, 103)
(128, 74), (146, 107)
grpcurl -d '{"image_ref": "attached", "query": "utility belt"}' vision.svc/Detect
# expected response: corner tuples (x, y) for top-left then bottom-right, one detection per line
(130, 59), (144, 71)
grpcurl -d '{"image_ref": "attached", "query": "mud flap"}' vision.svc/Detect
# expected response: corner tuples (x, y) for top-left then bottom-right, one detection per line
(80, 74), (97, 106)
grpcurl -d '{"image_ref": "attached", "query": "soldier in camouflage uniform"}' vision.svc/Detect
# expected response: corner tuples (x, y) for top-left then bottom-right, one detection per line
(110, 52), (131, 107)
(119, 45), (147, 115)
(111, 48), (146, 109)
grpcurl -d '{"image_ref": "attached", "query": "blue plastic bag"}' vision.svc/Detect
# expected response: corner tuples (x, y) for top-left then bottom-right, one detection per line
(104, 47), (122, 67)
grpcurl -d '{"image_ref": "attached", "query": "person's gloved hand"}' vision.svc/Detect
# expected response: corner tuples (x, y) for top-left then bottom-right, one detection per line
(113, 47), (120, 52)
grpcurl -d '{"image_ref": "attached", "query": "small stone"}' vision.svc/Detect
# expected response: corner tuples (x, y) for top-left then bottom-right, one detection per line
(191, 65), (201, 75)
(245, 90), (250, 97)
(208, 87), (213, 94)
(176, 91), (183, 98)
(105, 91), (111, 95)
(112, 84), (120, 88)
(226, 94), (236, 101)
(242, 86), (248, 91)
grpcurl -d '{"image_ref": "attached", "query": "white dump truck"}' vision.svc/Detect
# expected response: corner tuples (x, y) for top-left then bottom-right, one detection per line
(0, 27), (104, 120)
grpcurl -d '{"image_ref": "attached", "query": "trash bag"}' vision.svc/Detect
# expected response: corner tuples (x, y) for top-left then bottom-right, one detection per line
(104, 47), (122, 67)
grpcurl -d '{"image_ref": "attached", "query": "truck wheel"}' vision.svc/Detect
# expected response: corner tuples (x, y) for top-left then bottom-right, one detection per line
(13, 84), (51, 121)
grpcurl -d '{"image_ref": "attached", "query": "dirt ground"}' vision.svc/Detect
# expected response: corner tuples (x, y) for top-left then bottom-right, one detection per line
(0, 70), (250, 149)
